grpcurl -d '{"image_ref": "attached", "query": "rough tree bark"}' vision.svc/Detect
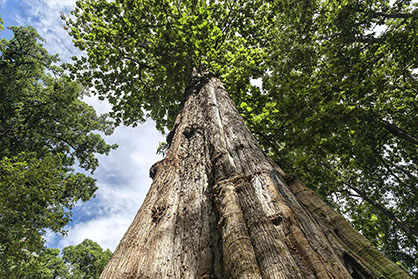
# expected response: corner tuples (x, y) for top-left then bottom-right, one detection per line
(100, 73), (410, 279)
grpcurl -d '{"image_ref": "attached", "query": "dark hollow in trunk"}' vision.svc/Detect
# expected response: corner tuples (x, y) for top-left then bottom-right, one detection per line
(100, 75), (410, 279)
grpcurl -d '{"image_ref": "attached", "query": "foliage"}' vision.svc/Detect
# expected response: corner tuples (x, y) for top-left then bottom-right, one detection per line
(0, 240), (112, 279)
(0, 153), (91, 278)
(62, 239), (112, 279)
(0, 24), (116, 276)
(63, 0), (272, 130)
(243, 0), (418, 274)
(22, 248), (69, 279)
(64, 0), (417, 274)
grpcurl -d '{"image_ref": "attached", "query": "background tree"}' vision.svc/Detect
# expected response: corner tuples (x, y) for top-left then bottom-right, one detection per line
(6, 239), (112, 279)
(64, 0), (416, 277)
(22, 248), (69, 279)
(0, 22), (116, 277)
(62, 239), (112, 279)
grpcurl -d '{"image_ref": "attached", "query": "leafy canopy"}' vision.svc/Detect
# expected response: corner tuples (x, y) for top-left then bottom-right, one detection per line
(62, 239), (112, 279)
(0, 23), (116, 277)
(64, 0), (274, 130)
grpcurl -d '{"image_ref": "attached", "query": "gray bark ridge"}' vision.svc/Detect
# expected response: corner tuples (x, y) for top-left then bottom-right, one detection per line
(100, 75), (410, 279)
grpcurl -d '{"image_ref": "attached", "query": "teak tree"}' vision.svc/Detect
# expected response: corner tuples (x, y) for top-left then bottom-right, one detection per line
(102, 70), (409, 278)
(64, 0), (414, 278)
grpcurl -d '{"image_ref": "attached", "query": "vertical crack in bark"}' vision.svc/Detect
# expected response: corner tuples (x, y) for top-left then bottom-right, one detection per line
(343, 253), (369, 279)
(204, 132), (226, 279)
(206, 78), (237, 178)
(206, 188), (226, 279)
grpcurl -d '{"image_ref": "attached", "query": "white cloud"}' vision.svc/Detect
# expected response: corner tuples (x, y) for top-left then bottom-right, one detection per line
(48, 121), (164, 251)
(58, 179), (149, 250)
(59, 216), (133, 251)
(11, 0), (80, 62)
(82, 95), (113, 115)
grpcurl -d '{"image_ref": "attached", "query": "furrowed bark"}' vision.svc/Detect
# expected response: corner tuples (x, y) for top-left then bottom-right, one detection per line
(100, 74), (410, 279)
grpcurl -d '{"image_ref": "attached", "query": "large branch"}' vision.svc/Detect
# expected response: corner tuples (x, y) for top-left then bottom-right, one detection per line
(373, 11), (416, 19)
(320, 163), (418, 240)
(380, 119), (418, 146)
(356, 36), (381, 44)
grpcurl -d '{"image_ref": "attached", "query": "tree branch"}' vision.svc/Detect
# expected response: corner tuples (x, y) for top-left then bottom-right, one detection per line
(320, 163), (418, 239)
(0, 129), (17, 139)
(373, 11), (416, 19)
(355, 36), (381, 44)
(379, 119), (418, 146)
(379, 157), (418, 195)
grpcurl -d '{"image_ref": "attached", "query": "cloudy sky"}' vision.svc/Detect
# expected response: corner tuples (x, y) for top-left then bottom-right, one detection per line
(0, 0), (164, 251)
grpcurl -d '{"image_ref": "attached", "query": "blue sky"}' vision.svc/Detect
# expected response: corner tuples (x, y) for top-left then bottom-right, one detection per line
(0, 0), (164, 251)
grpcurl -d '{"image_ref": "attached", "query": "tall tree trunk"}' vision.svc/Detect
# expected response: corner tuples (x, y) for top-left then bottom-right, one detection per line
(100, 74), (410, 279)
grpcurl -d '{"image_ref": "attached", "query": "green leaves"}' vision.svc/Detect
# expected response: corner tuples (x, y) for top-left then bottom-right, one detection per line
(62, 239), (112, 279)
(0, 26), (117, 173)
(0, 23), (116, 276)
(64, 0), (273, 131)
(0, 240), (112, 279)
(245, 0), (418, 274)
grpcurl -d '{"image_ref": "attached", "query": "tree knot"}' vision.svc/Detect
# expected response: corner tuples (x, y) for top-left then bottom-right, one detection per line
(149, 160), (162, 179)
(268, 213), (283, 226)
(183, 125), (198, 139)
(151, 205), (168, 224)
